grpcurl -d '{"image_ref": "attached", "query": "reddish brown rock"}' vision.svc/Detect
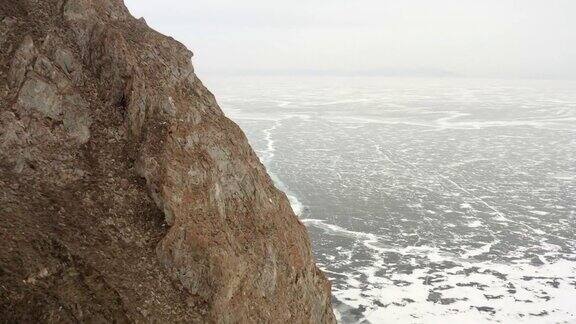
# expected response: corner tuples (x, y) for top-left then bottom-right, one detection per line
(0, 0), (335, 322)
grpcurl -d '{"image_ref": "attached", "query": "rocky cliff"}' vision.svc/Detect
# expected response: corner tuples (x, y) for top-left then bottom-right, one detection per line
(0, 0), (335, 322)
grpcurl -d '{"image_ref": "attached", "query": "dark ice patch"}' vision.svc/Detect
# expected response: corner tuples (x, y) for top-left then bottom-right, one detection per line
(484, 294), (504, 300)
(472, 306), (496, 315)
(529, 310), (549, 317)
(427, 291), (465, 305)
(456, 282), (489, 290)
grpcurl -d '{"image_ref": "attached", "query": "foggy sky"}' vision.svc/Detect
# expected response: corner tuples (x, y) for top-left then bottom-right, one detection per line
(124, 0), (576, 79)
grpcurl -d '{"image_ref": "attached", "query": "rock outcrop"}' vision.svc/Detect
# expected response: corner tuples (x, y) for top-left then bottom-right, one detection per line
(0, 0), (335, 322)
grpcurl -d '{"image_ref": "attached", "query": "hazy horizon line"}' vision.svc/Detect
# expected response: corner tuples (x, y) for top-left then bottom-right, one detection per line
(197, 68), (576, 81)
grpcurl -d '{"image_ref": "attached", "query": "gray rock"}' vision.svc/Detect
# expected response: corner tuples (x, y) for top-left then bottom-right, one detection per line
(9, 35), (36, 89)
(54, 48), (75, 75)
(63, 0), (96, 21)
(160, 96), (177, 117)
(62, 94), (91, 144)
(18, 76), (62, 119)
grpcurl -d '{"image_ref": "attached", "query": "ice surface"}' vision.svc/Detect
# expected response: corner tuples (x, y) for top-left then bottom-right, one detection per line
(209, 76), (576, 323)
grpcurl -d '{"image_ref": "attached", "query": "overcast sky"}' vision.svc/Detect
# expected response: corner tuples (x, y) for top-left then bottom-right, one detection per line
(124, 0), (576, 79)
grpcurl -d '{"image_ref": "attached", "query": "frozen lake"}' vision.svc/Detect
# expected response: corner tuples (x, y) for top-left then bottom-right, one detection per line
(207, 76), (576, 323)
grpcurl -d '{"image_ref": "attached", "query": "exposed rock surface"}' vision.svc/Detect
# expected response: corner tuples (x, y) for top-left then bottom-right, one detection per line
(0, 0), (335, 322)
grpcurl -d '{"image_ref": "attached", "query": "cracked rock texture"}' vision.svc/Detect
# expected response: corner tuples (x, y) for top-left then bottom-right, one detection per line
(0, 0), (335, 322)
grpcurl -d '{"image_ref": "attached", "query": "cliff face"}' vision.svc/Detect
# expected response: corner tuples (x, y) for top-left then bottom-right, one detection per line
(0, 1), (335, 322)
